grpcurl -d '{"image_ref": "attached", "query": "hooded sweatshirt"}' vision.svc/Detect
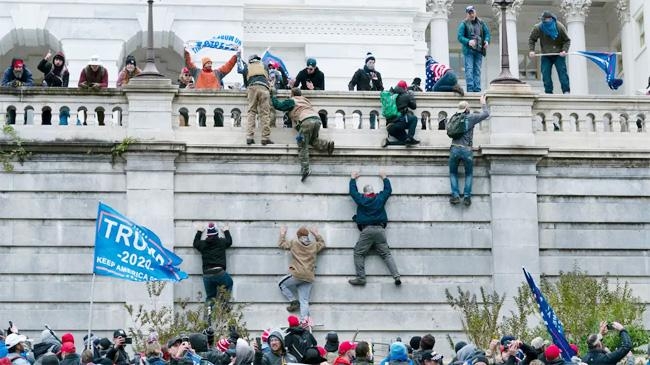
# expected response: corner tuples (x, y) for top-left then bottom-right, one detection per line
(262, 331), (297, 365)
(380, 343), (413, 365)
(453, 344), (485, 365)
(193, 230), (233, 273)
(235, 338), (255, 365)
(38, 52), (69, 87)
(278, 233), (325, 282)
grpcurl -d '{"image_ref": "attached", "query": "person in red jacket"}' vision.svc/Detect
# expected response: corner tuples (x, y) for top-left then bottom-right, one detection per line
(79, 55), (108, 89)
(333, 341), (357, 365)
(184, 48), (238, 90)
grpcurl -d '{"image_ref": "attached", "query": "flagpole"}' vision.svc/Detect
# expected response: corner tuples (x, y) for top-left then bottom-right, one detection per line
(87, 273), (96, 350)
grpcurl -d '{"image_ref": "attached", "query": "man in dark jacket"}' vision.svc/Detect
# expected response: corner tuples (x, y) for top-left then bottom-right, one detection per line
(582, 321), (632, 365)
(38, 51), (69, 87)
(384, 80), (419, 146)
(193, 222), (234, 302)
(544, 345), (570, 365)
(528, 11), (571, 94)
(1, 58), (34, 87)
(258, 331), (298, 365)
(60, 342), (81, 365)
(349, 53), (383, 129)
(348, 170), (400, 286)
(105, 330), (130, 365)
(284, 315), (317, 362)
(292, 58), (325, 90)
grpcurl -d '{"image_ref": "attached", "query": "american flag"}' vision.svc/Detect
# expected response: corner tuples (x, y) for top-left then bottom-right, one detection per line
(522, 267), (575, 361)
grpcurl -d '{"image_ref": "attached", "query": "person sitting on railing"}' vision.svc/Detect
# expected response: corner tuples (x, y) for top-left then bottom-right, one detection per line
(292, 58), (324, 91)
(116, 55), (142, 87)
(271, 87), (334, 181)
(78, 55), (108, 90)
(384, 80), (419, 146)
(178, 67), (195, 89)
(425, 56), (464, 96)
(37, 50), (69, 87)
(183, 47), (238, 90)
(1, 58), (34, 87)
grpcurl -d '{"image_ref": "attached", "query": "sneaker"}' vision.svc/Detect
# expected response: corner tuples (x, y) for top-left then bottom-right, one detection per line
(301, 169), (311, 183)
(449, 196), (461, 205)
(261, 139), (274, 145)
(463, 197), (472, 206)
(394, 276), (402, 286)
(327, 141), (335, 156)
(246, 138), (255, 145)
(286, 300), (300, 312)
(348, 277), (366, 286)
(452, 85), (465, 96)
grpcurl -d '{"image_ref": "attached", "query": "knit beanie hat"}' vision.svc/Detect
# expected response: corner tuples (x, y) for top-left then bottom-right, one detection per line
(201, 57), (212, 67)
(62, 333), (74, 344)
(389, 342), (408, 361)
(397, 80), (408, 89)
(365, 52), (375, 63)
(544, 345), (561, 361)
(409, 336), (422, 351)
(288, 315), (300, 327)
(261, 329), (271, 344)
(454, 341), (467, 353)
(206, 222), (218, 236)
(217, 338), (230, 353)
(296, 227), (309, 238)
(126, 55), (136, 66)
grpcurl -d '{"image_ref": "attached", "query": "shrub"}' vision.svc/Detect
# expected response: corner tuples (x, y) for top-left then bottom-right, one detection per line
(445, 286), (504, 349)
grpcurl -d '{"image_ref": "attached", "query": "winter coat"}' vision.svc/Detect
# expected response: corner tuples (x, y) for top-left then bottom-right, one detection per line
(37, 52), (69, 87)
(348, 66), (383, 91)
(78, 66), (108, 88)
(61, 353), (82, 365)
(1, 59), (34, 87)
(105, 346), (130, 365)
(582, 330), (632, 365)
(283, 327), (317, 361)
(193, 230), (233, 273)
(7, 353), (32, 365)
(260, 331), (297, 365)
(386, 86), (416, 124)
(349, 177), (392, 226)
(457, 18), (491, 56)
(278, 234), (325, 282)
(116, 67), (142, 87)
(528, 20), (571, 54)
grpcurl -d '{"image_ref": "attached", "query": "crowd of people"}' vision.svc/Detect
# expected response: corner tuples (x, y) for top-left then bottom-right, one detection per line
(1, 319), (648, 365)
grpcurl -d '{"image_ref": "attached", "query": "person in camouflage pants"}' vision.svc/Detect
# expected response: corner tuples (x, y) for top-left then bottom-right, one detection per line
(272, 88), (335, 182)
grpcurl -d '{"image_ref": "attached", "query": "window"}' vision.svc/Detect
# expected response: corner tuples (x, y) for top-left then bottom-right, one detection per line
(637, 14), (645, 48)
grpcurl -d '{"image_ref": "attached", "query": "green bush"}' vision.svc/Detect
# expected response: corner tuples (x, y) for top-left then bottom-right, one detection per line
(445, 286), (504, 349)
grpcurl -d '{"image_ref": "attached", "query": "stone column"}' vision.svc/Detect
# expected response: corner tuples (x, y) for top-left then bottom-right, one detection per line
(123, 78), (178, 140)
(491, 0), (523, 79)
(484, 15), (501, 82)
(617, 0), (635, 96)
(561, 0), (592, 95)
(427, 0), (454, 66)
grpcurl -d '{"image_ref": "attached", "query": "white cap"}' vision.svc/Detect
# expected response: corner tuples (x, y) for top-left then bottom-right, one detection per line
(5, 333), (27, 349)
(88, 55), (102, 66)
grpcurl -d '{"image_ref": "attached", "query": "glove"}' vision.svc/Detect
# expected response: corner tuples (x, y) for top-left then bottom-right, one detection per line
(12, 80), (22, 87)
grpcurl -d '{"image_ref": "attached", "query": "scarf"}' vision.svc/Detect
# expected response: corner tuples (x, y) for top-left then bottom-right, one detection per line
(540, 18), (559, 40)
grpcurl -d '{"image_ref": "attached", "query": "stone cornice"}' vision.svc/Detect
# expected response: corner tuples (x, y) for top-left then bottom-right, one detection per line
(426, 0), (453, 19)
(490, 0), (523, 20)
(243, 21), (411, 37)
(616, 0), (631, 24)
(560, 0), (592, 20)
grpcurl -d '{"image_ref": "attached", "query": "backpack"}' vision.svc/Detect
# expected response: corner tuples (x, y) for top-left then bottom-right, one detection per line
(288, 331), (313, 362)
(380, 90), (400, 120)
(446, 112), (468, 139)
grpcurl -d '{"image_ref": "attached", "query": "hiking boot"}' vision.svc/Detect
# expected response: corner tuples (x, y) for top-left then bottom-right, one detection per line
(405, 137), (420, 145)
(286, 300), (300, 312)
(261, 139), (274, 145)
(452, 85), (465, 96)
(327, 141), (335, 156)
(394, 276), (402, 286)
(463, 197), (472, 206)
(348, 277), (366, 286)
(449, 196), (461, 205)
(246, 138), (255, 145)
(301, 169), (311, 183)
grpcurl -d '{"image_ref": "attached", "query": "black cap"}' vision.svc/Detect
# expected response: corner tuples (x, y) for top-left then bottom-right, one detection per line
(113, 329), (127, 338)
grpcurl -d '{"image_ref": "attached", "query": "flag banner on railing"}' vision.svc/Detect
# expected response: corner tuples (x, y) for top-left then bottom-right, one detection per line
(190, 34), (242, 53)
(262, 49), (291, 79)
(575, 51), (623, 90)
(93, 202), (188, 282)
(523, 267), (574, 361)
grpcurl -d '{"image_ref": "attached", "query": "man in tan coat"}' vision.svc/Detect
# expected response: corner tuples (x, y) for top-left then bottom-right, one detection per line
(277, 226), (325, 322)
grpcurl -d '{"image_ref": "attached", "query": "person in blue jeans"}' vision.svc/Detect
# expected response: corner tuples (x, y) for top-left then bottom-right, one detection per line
(449, 94), (490, 206)
(457, 6), (490, 93)
(425, 56), (464, 95)
(193, 222), (234, 303)
(384, 80), (419, 146)
(528, 11), (571, 94)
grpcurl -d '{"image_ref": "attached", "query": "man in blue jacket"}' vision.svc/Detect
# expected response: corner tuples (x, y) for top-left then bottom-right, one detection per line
(2, 58), (34, 87)
(348, 170), (400, 286)
(457, 6), (490, 93)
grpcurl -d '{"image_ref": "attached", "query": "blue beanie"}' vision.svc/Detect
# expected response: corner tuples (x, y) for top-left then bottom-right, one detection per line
(389, 342), (408, 361)
(0, 340), (8, 357)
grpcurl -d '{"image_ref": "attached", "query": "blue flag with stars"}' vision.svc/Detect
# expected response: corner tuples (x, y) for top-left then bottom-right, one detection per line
(93, 202), (188, 282)
(523, 267), (574, 361)
(576, 51), (623, 90)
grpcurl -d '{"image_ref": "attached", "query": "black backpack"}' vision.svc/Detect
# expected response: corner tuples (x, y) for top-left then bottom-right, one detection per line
(446, 112), (468, 139)
(288, 331), (314, 362)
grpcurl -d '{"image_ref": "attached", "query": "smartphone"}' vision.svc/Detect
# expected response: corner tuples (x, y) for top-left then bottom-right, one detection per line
(255, 337), (262, 349)
(125, 337), (133, 345)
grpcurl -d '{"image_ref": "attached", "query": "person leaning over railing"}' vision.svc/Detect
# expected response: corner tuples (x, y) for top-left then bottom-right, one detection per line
(38, 50), (69, 87)
(1, 58), (33, 87)
(78, 55), (108, 90)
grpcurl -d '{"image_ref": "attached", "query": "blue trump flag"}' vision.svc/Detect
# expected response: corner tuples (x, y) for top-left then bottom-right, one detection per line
(576, 51), (623, 90)
(191, 34), (241, 53)
(523, 267), (574, 361)
(261, 49), (291, 79)
(93, 202), (188, 282)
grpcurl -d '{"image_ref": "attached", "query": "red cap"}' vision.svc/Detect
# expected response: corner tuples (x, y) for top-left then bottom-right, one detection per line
(545, 344), (561, 360)
(12, 59), (24, 68)
(397, 80), (408, 89)
(181, 67), (190, 74)
(317, 346), (327, 357)
(569, 344), (579, 356)
(261, 328), (271, 343)
(62, 333), (74, 344)
(217, 338), (230, 353)
(60, 342), (76, 354)
(288, 315), (300, 327)
(338, 341), (356, 355)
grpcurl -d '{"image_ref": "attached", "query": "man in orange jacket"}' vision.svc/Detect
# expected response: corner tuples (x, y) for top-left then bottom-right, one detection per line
(184, 47), (238, 89)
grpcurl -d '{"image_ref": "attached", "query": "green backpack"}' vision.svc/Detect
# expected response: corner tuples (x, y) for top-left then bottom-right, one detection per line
(380, 90), (400, 120)
(446, 112), (468, 139)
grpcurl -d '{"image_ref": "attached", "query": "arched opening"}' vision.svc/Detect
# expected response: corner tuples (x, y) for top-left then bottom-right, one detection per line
(352, 110), (363, 129)
(636, 113), (646, 132)
(41, 106), (52, 125)
(421, 111), (431, 130)
(196, 108), (207, 127)
(77, 106), (88, 126)
(0, 28), (64, 87)
(231, 108), (242, 128)
(94, 107), (106, 126)
(24, 106), (34, 125)
(334, 110), (346, 129)
(369, 110), (380, 129)
(111, 107), (123, 126)
(213, 108), (224, 127)
(6, 106), (17, 125)
(318, 109), (328, 129)
(438, 111), (448, 131)
(119, 30), (185, 82)
(59, 106), (70, 126)
(552, 112), (563, 132)
(178, 107), (189, 127)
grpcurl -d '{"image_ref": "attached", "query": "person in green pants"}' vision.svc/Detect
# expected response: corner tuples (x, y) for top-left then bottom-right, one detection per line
(272, 88), (335, 182)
